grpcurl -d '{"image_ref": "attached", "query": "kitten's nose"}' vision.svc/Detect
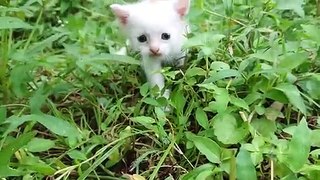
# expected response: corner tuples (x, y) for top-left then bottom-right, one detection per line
(149, 47), (160, 55)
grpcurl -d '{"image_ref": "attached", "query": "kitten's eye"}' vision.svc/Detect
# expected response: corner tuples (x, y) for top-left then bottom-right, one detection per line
(161, 33), (170, 40)
(137, 35), (147, 42)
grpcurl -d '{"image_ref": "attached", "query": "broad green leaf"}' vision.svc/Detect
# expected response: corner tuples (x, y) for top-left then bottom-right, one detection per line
(230, 96), (249, 111)
(132, 116), (155, 125)
(274, 83), (307, 114)
(204, 69), (241, 83)
(210, 61), (230, 71)
(186, 133), (221, 164)
(278, 52), (308, 70)
(9, 64), (34, 98)
(195, 170), (214, 180)
(195, 108), (209, 129)
(131, 116), (157, 132)
(275, 0), (304, 17)
(207, 87), (230, 114)
(213, 114), (249, 144)
(298, 76), (320, 100)
(67, 150), (87, 161)
(181, 163), (215, 180)
(142, 97), (160, 106)
(283, 118), (311, 172)
(140, 83), (149, 97)
(0, 17), (32, 29)
(20, 156), (56, 175)
(184, 32), (225, 48)
(26, 138), (55, 152)
(3, 114), (81, 140)
(301, 24), (320, 44)
(251, 119), (276, 137)
(0, 132), (36, 177)
(185, 67), (206, 77)
(29, 85), (50, 114)
(311, 130), (320, 147)
(236, 148), (257, 180)
(171, 90), (186, 114)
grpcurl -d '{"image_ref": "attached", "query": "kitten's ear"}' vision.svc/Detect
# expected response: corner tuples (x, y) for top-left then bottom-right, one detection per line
(175, 0), (190, 17)
(110, 4), (129, 25)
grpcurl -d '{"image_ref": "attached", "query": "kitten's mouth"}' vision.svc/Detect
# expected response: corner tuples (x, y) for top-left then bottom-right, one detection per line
(149, 53), (162, 57)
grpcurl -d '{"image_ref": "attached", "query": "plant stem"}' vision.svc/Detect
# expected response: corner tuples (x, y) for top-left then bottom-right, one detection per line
(0, 29), (9, 104)
(317, 0), (320, 16)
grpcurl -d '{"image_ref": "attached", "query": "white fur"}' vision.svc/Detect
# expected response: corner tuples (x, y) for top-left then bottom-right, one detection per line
(111, 0), (190, 99)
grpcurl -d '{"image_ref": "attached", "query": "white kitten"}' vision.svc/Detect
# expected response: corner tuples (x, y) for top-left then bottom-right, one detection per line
(110, 0), (190, 99)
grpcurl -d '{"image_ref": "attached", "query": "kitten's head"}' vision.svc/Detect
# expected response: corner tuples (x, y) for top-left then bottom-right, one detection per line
(110, 0), (190, 60)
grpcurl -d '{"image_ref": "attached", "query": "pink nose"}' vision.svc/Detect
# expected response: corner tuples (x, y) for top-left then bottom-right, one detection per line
(149, 47), (160, 55)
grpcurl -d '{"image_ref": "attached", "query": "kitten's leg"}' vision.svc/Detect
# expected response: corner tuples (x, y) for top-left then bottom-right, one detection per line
(142, 57), (170, 99)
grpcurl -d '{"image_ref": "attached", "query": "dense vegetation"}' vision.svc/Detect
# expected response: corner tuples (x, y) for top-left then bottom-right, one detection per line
(1, 0), (320, 179)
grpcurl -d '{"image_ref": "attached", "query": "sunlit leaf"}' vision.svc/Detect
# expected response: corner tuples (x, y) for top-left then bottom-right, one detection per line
(236, 148), (257, 180)
(275, 0), (304, 17)
(26, 138), (55, 152)
(283, 118), (311, 172)
(186, 133), (221, 164)
(274, 83), (307, 114)
(195, 108), (209, 129)
(213, 114), (249, 144)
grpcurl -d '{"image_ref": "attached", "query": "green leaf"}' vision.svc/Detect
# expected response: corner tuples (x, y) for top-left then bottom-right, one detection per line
(251, 119), (276, 137)
(181, 163), (215, 180)
(206, 87), (230, 114)
(195, 170), (214, 180)
(195, 108), (209, 129)
(210, 61), (230, 71)
(29, 85), (50, 114)
(171, 90), (186, 114)
(0, 17), (32, 29)
(67, 150), (87, 161)
(140, 83), (149, 97)
(275, 0), (304, 17)
(3, 114), (81, 141)
(213, 114), (249, 144)
(0, 132), (36, 177)
(278, 52), (308, 71)
(20, 156), (56, 175)
(185, 67), (206, 77)
(230, 96), (249, 111)
(26, 138), (55, 152)
(311, 130), (320, 147)
(236, 148), (257, 180)
(222, 0), (233, 16)
(301, 24), (320, 44)
(283, 118), (311, 172)
(184, 32), (225, 48)
(186, 133), (221, 164)
(204, 69), (241, 83)
(298, 74), (320, 100)
(9, 64), (34, 98)
(132, 116), (156, 130)
(274, 83), (307, 114)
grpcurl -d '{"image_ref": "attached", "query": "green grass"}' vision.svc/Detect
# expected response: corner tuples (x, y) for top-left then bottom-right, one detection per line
(1, 0), (320, 179)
